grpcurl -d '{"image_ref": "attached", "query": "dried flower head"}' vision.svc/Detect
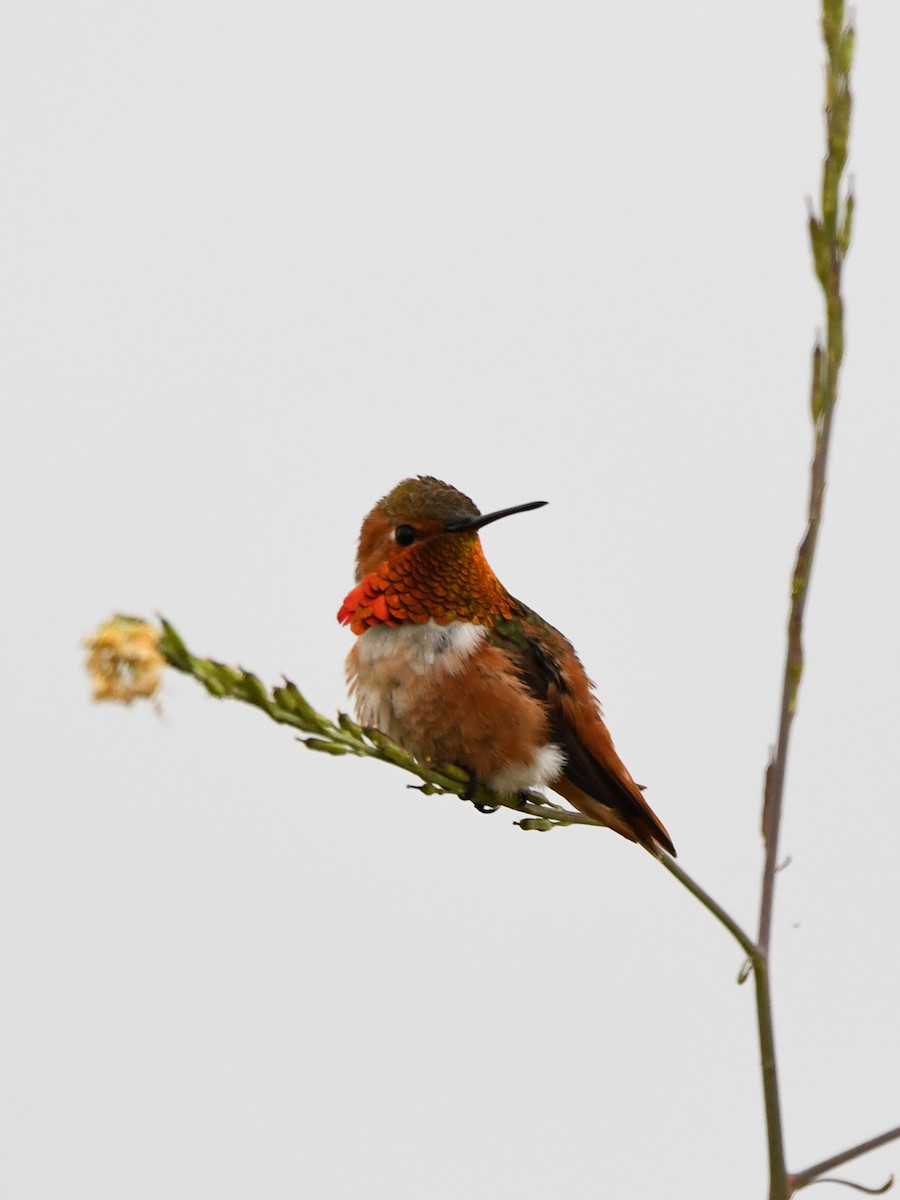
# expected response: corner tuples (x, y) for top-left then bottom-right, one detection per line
(83, 616), (164, 704)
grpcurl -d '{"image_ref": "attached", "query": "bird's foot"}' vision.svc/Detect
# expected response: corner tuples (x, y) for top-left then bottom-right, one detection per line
(462, 771), (499, 814)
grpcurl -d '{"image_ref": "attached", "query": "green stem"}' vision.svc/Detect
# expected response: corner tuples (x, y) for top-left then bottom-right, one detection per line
(756, 5), (855, 1196)
(660, 854), (788, 1196)
(756, 955), (789, 1199)
(657, 854), (757, 961)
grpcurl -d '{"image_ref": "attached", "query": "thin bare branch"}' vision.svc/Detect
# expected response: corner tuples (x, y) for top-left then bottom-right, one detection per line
(791, 1128), (900, 1192)
(657, 854), (758, 962)
(800, 1178), (893, 1196)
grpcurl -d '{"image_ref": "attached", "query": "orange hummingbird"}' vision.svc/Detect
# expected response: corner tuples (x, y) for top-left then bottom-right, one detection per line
(337, 476), (675, 856)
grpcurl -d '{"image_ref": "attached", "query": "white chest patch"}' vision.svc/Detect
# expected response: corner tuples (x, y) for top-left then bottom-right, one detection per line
(354, 620), (487, 676)
(349, 620), (487, 731)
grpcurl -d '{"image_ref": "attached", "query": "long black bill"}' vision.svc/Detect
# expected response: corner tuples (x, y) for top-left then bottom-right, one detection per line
(444, 499), (547, 534)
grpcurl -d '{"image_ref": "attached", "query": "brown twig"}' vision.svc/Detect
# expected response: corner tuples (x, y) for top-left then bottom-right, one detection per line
(790, 1127), (900, 1193)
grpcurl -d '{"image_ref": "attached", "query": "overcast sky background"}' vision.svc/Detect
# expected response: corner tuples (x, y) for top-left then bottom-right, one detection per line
(3, 2), (899, 1197)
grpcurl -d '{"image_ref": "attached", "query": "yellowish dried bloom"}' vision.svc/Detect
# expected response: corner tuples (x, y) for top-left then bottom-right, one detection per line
(84, 616), (164, 704)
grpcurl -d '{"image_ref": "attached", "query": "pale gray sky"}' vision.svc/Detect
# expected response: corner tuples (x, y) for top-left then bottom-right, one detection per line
(2, 2), (899, 1197)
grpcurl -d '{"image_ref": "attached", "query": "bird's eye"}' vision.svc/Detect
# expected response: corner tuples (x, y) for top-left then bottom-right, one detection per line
(394, 524), (417, 547)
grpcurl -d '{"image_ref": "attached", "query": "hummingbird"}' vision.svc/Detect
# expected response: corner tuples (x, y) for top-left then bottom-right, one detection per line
(338, 476), (675, 856)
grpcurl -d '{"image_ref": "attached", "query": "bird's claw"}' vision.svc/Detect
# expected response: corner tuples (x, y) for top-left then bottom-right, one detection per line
(462, 771), (499, 813)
